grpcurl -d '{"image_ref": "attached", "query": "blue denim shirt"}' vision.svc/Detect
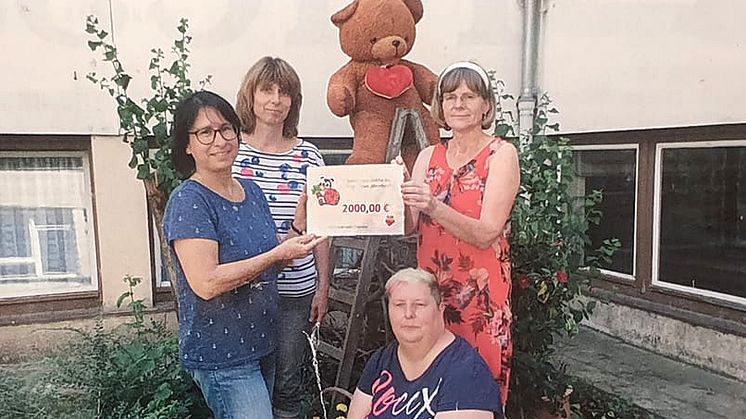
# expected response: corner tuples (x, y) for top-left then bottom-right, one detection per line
(165, 178), (279, 370)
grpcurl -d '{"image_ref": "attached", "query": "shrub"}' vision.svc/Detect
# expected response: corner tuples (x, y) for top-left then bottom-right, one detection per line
(53, 276), (210, 418)
(490, 81), (621, 417)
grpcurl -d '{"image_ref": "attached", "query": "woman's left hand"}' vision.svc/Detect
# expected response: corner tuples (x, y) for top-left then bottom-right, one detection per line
(401, 180), (438, 215)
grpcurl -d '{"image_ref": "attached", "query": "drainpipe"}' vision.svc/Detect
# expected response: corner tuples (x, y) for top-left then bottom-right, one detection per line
(518, 0), (542, 139)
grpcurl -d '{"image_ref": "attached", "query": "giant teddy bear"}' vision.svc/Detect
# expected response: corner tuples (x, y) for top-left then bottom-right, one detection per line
(327, 0), (441, 168)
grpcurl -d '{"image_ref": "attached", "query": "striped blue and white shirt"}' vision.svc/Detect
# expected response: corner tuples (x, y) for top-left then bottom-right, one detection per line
(232, 139), (325, 297)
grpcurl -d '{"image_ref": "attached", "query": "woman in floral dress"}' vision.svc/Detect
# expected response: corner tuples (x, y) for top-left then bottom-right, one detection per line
(400, 61), (520, 404)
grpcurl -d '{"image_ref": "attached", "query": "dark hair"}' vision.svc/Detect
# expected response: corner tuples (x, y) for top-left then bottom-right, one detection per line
(236, 56), (302, 139)
(171, 91), (241, 177)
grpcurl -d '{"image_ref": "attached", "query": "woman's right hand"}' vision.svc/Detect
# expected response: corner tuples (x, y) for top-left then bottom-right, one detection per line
(274, 234), (327, 261)
(401, 180), (438, 215)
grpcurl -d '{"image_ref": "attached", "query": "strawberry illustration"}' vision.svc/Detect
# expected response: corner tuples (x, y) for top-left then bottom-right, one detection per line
(324, 188), (340, 206)
(312, 177), (340, 206)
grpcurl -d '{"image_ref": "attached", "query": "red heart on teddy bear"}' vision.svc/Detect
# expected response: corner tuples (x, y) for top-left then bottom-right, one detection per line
(364, 64), (414, 99)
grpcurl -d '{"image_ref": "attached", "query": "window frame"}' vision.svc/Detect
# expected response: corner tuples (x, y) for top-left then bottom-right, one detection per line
(572, 143), (640, 282)
(0, 135), (101, 323)
(0, 150), (99, 297)
(652, 139), (746, 307)
(567, 125), (746, 331)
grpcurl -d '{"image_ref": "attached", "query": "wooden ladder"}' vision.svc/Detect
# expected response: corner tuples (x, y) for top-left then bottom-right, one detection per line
(318, 108), (431, 391)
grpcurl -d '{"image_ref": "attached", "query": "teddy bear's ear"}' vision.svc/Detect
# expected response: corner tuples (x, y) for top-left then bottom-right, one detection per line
(331, 0), (359, 27)
(402, 0), (424, 23)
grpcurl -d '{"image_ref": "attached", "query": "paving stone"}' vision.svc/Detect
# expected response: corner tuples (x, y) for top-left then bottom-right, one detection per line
(555, 327), (746, 419)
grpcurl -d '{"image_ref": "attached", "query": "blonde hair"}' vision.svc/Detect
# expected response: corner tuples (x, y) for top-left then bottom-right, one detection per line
(236, 56), (302, 138)
(385, 268), (441, 305)
(430, 62), (496, 130)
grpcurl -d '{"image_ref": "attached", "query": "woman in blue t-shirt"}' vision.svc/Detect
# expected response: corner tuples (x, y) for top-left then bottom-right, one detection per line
(164, 91), (325, 419)
(348, 268), (504, 419)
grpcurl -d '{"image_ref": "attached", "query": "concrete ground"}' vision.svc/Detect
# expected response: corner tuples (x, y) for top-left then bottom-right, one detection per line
(555, 326), (746, 419)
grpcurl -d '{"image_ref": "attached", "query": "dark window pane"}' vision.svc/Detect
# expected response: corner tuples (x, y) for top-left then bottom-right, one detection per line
(574, 149), (637, 275)
(659, 146), (746, 298)
(0, 208), (31, 258)
(322, 152), (351, 166)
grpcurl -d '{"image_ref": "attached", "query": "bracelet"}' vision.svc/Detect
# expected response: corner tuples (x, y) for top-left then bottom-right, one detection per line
(290, 221), (304, 235)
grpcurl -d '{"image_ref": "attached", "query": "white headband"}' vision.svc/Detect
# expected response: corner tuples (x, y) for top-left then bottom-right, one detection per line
(437, 61), (492, 95)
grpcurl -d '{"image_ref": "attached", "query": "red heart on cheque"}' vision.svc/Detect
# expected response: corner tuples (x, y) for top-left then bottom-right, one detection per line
(385, 215), (395, 226)
(365, 65), (414, 99)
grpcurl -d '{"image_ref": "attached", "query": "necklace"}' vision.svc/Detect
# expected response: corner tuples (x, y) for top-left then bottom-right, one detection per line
(192, 174), (241, 202)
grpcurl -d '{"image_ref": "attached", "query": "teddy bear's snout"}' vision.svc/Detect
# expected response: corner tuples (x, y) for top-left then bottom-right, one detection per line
(371, 35), (409, 62)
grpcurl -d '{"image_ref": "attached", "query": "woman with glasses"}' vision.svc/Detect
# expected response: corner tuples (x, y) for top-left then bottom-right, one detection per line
(164, 90), (326, 419)
(233, 57), (330, 419)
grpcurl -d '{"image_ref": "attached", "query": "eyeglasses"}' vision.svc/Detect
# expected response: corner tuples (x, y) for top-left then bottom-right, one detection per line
(189, 125), (239, 145)
(442, 92), (481, 104)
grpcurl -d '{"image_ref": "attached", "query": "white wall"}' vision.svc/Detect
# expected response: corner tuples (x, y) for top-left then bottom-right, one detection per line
(543, 0), (746, 133)
(91, 136), (152, 310)
(0, 0), (523, 137)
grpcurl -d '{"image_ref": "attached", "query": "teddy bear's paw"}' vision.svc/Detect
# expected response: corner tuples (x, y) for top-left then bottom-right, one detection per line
(328, 86), (356, 116)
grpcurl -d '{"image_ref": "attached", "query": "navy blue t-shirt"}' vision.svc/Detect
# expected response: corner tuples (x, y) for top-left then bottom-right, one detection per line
(164, 178), (279, 370)
(357, 336), (503, 419)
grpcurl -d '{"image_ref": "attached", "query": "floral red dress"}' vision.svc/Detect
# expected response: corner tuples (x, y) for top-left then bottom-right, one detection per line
(417, 138), (513, 404)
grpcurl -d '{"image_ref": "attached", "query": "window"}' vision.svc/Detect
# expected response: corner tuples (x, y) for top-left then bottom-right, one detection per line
(572, 145), (638, 279)
(320, 150), (352, 166)
(0, 153), (97, 298)
(653, 141), (746, 304)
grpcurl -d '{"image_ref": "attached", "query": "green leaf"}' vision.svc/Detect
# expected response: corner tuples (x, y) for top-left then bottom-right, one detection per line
(128, 154), (138, 169)
(117, 107), (132, 124)
(153, 121), (168, 140)
(494, 124), (511, 137)
(132, 139), (149, 154)
(115, 291), (131, 308)
(148, 98), (167, 113)
(137, 164), (151, 180)
(87, 40), (102, 51)
(114, 74), (132, 90)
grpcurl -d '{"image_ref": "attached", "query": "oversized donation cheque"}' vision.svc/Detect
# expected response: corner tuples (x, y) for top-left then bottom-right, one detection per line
(307, 164), (404, 236)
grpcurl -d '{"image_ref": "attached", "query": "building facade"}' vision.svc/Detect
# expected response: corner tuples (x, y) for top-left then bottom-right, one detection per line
(0, 1), (744, 378)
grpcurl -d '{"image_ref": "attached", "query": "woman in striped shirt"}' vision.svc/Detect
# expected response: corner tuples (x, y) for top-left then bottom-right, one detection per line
(233, 56), (330, 419)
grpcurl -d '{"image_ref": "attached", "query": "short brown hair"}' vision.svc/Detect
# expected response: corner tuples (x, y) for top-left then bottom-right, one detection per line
(236, 56), (302, 138)
(431, 65), (496, 130)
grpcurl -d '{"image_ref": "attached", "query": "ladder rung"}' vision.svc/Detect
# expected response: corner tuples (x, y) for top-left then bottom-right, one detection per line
(329, 288), (355, 305)
(332, 236), (371, 250)
(318, 341), (344, 361)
